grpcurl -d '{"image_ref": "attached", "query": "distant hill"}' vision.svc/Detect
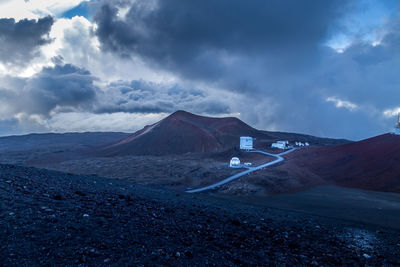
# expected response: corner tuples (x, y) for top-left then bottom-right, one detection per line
(0, 132), (130, 152)
(289, 133), (400, 193)
(99, 110), (350, 156)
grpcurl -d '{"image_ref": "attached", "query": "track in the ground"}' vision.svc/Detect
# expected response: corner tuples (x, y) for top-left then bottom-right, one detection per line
(186, 148), (297, 193)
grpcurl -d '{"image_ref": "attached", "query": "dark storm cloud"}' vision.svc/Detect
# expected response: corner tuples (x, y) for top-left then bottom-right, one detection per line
(0, 64), (97, 117)
(3, 0), (399, 140)
(0, 65), (230, 135)
(92, 0), (400, 140)
(0, 16), (54, 65)
(94, 0), (351, 81)
(314, 12), (400, 111)
(95, 80), (231, 115)
(269, 10), (400, 139)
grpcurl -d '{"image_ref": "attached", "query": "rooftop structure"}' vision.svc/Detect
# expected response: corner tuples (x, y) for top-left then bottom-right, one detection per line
(230, 157), (241, 168)
(271, 140), (289, 149)
(240, 136), (253, 150)
(295, 142), (310, 147)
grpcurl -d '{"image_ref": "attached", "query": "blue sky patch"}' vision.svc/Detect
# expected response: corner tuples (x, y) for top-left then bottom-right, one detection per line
(61, 1), (90, 19)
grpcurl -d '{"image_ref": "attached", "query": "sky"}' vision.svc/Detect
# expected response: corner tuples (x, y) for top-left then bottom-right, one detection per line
(0, 0), (399, 140)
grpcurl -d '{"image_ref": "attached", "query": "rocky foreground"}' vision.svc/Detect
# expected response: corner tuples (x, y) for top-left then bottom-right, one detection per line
(1, 164), (400, 266)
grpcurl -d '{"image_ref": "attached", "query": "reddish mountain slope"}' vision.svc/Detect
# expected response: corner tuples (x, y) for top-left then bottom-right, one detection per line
(290, 133), (400, 193)
(99, 110), (350, 156)
(100, 110), (269, 156)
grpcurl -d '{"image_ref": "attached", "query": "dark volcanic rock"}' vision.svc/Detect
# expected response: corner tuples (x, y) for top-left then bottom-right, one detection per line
(0, 164), (399, 266)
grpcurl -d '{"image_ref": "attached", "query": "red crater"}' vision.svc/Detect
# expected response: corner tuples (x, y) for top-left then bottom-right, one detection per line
(290, 133), (400, 193)
(98, 110), (349, 156)
(99, 110), (267, 156)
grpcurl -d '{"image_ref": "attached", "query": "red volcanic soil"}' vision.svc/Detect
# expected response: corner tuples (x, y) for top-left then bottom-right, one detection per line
(98, 110), (349, 157)
(289, 133), (400, 193)
(99, 110), (271, 156)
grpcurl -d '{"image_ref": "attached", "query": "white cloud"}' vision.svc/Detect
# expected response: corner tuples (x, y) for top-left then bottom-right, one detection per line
(0, 0), (88, 20)
(326, 96), (358, 111)
(1, 0), (399, 141)
(41, 16), (173, 83)
(47, 112), (167, 133)
(383, 107), (400, 118)
(2, 14), (172, 82)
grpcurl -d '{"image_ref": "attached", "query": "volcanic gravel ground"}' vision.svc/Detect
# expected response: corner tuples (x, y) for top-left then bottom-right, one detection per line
(1, 164), (400, 266)
(29, 153), (275, 191)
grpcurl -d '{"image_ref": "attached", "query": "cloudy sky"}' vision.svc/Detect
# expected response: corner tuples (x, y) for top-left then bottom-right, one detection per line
(0, 0), (399, 140)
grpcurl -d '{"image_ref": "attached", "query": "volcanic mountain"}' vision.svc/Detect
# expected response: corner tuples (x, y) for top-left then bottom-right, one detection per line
(99, 110), (349, 156)
(99, 110), (267, 156)
(289, 133), (400, 193)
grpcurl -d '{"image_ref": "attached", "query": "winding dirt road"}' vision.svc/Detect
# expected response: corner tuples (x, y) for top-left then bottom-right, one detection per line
(186, 148), (297, 193)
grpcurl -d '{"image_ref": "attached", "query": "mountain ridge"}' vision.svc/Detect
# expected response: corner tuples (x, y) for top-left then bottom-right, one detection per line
(99, 110), (350, 156)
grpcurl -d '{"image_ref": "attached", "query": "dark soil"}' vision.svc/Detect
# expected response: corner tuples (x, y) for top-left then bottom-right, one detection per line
(288, 133), (400, 193)
(1, 164), (400, 266)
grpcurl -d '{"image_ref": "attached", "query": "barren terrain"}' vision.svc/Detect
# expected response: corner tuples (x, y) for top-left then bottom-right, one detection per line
(286, 133), (400, 193)
(1, 164), (400, 266)
(1, 127), (400, 265)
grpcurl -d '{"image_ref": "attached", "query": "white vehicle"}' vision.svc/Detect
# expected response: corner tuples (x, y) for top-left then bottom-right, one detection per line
(240, 136), (253, 150)
(230, 157), (241, 168)
(244, 162), (252, 167)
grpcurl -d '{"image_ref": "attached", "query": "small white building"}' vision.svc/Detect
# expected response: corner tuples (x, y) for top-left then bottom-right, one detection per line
(240, 136), (253, 150)
(271, 140), (289, 149)
(295, 141), (309, 147)
(230, 157), (241, 168)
